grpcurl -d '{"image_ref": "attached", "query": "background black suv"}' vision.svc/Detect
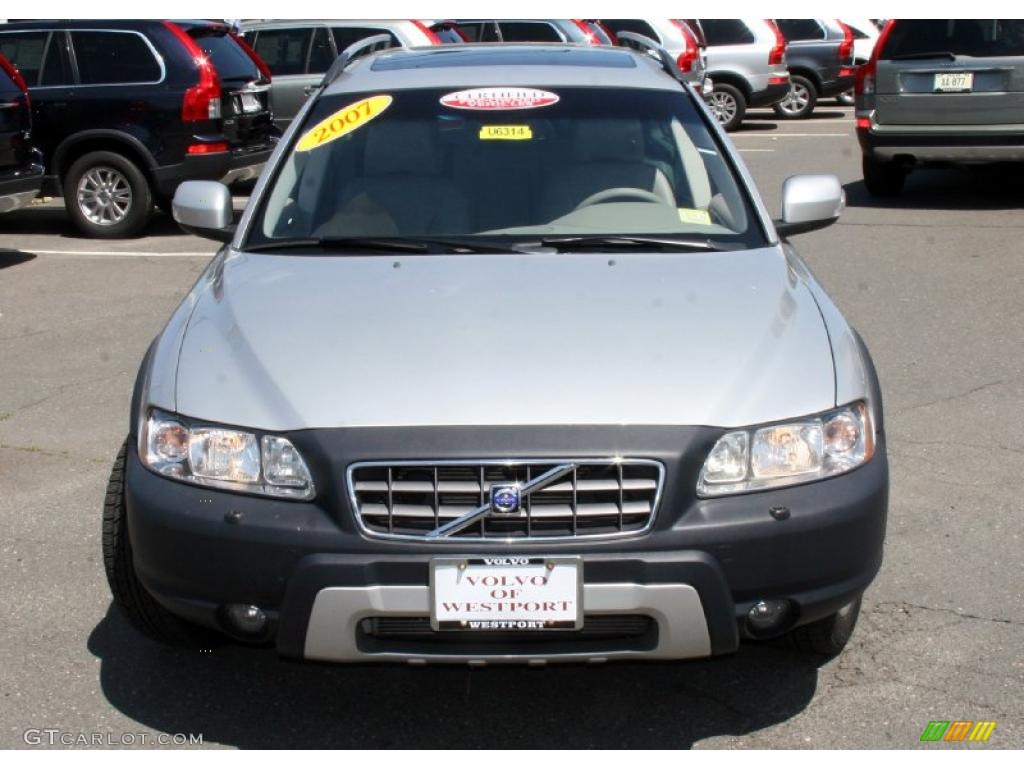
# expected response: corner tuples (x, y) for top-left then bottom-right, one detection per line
(0, 20), (278, 237)
(0, 53), (43, 215)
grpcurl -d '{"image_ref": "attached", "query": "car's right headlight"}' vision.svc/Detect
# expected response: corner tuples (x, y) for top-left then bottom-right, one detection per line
(697, 401), (875, 497)
(140, 408), (315, 500)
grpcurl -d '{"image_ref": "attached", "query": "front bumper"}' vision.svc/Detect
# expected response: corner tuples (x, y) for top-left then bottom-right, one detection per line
(124, 423), (888, 664)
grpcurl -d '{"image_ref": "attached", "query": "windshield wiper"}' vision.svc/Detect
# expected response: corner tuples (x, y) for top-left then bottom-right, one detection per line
(538, 235), (738, 252)
(245, 236), (529, 254)
(890, 51), (959, 61)
(245, 237), (429, 254)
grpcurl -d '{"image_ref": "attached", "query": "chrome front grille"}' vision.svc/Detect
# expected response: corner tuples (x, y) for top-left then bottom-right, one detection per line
(347, 459), (664, 540)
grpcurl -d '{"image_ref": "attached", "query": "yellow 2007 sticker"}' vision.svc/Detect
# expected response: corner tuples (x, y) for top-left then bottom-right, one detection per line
(296, 95), (393, 152)
(479, 125), (533, 141)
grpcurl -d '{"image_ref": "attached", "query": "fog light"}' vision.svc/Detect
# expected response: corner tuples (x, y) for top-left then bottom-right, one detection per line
(747, 599), (791, 633)
(225, 603), (266, 634)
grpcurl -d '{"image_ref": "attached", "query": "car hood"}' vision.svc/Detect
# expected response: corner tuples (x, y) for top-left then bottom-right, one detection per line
(172, 247), (835, 431)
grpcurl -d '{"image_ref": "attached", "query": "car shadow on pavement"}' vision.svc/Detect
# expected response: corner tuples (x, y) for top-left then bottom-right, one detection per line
(0, 207), (187, 239)
(732, 121), (779, 133)
(88, 606), (824, 749)
(0, 249), (36, 269)
(844, 165), (1024, 211)
(745, 109), (849, 123)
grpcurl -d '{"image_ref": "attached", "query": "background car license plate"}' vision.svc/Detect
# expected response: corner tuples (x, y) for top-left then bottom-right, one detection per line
(934, 73), (973, 92)
(431, 557), (581, 631)
(240, 93), (262, 113)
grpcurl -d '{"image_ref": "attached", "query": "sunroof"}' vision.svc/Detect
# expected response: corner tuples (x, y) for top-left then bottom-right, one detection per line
(371, 47), (638, 71)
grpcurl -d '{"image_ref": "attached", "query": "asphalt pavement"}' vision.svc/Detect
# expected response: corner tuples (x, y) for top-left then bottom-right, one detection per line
(1, 104), (1021, 749)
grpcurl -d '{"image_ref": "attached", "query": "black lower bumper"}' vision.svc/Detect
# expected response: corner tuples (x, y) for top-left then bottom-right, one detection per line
(819, 74), (856, 99)
(124, 424), (888, 660)
(750, 81), (792, 108)
(0, 163), (44, 212)
(151, 143), (275, 197)
(859, 126), (1024, 160)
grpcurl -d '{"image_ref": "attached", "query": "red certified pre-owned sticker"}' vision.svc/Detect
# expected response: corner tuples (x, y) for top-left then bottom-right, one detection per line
(439, 87), (560, 111)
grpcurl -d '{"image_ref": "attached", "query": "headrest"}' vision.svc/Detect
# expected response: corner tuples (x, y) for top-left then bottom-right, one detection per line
(363, 121), (438, 175)
(572, 119), (645, 162)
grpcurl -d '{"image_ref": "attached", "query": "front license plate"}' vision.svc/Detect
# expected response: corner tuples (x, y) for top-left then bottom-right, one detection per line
(934, 72), (973, 92)
(240, 93), (262, 113)
(430, 557), (582, 631)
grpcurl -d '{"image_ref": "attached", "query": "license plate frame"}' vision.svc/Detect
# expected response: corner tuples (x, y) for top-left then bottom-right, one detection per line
(429, 556), (583, 631)
(933, 72), (974, 93)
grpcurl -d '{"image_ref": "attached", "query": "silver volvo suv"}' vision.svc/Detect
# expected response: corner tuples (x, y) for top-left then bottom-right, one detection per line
(105, 44), (888, 665)
(699, 19), (792, 131)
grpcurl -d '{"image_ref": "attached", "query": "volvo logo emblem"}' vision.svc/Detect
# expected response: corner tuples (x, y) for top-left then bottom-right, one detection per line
(426, 464), (576, 539)
(490, 485), (521, 514)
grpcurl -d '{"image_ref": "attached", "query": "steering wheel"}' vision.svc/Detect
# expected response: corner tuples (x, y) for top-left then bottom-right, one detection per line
(573, 187), (669, 211)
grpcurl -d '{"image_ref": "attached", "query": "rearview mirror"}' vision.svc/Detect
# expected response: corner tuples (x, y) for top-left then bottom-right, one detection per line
(172, 181), (235, 243)
(773, 174), (845, 238)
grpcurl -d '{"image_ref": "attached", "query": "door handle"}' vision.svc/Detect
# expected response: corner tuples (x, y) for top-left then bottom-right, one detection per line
(303, 85), (316, 96)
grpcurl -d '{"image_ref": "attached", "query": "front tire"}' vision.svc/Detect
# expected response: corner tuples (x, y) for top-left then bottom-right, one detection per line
(784, 596), (862, 657)
(708, 83), (747, 131)
(862, 155), (907, 196)
(64, 151), (153, 238)
(773, 75), (818, 119)
(102, 438), (207, 645)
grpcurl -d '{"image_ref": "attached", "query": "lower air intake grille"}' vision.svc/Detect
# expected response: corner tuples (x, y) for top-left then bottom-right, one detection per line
(348, 459), (664, 540)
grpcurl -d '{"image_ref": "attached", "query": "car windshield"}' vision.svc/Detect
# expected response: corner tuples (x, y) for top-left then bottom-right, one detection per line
(247, 85), (767, 251)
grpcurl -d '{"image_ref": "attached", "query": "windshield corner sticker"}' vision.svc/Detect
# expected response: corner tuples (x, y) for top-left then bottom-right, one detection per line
(440, 87), (559, 111)
(479, 125), (533, 141)
(296, 94), (393, 153)
(678, 208), (712, 226)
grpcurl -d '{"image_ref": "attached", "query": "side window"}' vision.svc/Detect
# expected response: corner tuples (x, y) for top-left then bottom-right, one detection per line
(307, 27), (334, 73)
(0, 31), (50, 86)
(40, 32), (74, 86)
(498, 22), (563, 43)
(700, 20), (755, 46)
(331, 27), (399, 54)
(253, 28), (311, 77)
(601, 20), (662, 43)
(453, 23), (484, 42)
(775, 19), (826, 41)
(70, 31), (161, 84)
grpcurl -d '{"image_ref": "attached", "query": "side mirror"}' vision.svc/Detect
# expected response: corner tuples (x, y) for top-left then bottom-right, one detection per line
(172, 181), (235, 242)
(773, 174), (845, 239)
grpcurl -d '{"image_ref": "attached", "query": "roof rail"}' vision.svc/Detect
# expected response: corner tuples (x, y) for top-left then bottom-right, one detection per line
(615, 31), (685, 85)
(321, 33), (396, 88)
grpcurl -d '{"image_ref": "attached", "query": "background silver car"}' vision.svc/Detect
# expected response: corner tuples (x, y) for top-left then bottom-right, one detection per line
(599, 19), (708, 91)
(240, 19), (440, 130)
(699, 18), (791, 130)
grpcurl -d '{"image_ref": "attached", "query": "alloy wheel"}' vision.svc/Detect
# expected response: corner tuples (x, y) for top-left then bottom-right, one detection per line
(778, 82), (810, 115)
(77, 166), (133, 227)
(709, 90), (738, 124)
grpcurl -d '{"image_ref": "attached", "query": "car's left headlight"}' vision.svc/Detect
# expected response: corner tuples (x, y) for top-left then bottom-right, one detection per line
(140, 408), (315, 500)
(697, 401), (875, 497)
